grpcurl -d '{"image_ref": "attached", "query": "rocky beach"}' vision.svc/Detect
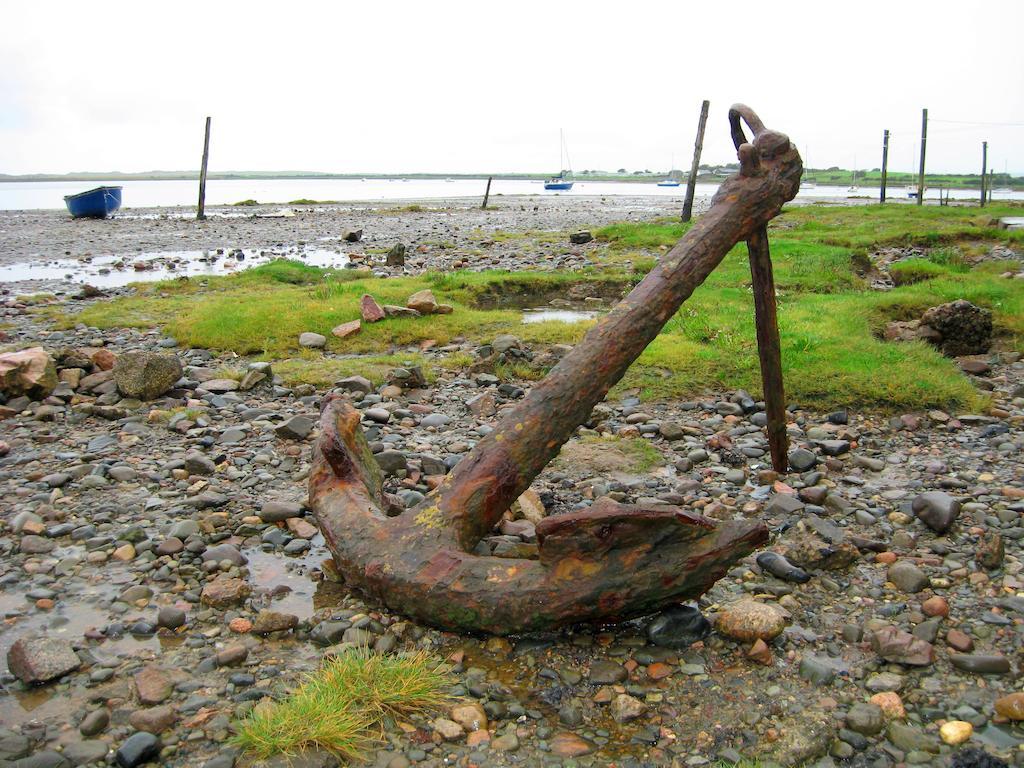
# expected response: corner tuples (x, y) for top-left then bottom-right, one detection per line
(1, 196), (1023, 768)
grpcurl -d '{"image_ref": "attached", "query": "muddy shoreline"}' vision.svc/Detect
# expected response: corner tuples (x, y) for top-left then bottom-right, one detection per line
(0, 196), (712, 269)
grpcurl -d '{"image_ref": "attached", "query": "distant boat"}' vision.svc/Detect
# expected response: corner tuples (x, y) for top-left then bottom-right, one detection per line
(801, 146), (817, 188)
(655, 154), (679, 187)
(544, 129), (574, 191)
(64, 186), (122, 219)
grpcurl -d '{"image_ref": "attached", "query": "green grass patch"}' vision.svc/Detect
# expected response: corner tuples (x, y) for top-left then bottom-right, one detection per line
(232, 199), (259, 206)
(60, 205), (1024, 411)
(233, 650), (449, 763)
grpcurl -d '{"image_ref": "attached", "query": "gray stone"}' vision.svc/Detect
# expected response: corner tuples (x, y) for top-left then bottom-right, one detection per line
(113, 352), (182, 400)
(157, 607), (186, 630)
(386, 243), (406, 266)
(887, 722), (940, 754)
(799, 655), (837, 685)
(765, 494), (805, 515)
(79, 709), (110, 737)
(375, 450), (407, 474)
(260, 501), (303, 522)
(114, 732), (161, 767)
(336, 376), (373, 395)
(911, 491), (961, 533)
(588, 660), (627, 684)
(298, 332), (327, 349)
(7, 637), (81, 684)
(275, 416), (313, 440)
(788, 448), (817, 471)
(201, 544), (246, 566)
(62, 740), (109, 766)
(888, 561), (929, 593)
(845, 703), (884, 735)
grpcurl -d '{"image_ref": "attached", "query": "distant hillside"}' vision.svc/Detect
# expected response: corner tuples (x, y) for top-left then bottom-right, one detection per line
(0, 168), (1019, 188)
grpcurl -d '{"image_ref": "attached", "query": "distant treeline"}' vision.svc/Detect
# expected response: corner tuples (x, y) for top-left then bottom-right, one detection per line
(1, 168), (1019, 189)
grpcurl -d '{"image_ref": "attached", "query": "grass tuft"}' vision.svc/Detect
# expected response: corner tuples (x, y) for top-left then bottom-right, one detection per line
(233, 650), (449, 763)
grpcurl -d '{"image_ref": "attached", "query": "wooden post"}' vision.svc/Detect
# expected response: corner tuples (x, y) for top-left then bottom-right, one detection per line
(980, 141), (987, 207)
(681, 99), (710, 223)
(481, 176), (493, 210)
(916, 108), (927, 206)
(880, 129), (890, 203)
(197, 116), (211, 221)
(747, 226), (788, 473)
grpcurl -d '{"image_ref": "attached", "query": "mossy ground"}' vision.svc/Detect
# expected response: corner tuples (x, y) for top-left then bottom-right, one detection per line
(56, 203), (1024, 411)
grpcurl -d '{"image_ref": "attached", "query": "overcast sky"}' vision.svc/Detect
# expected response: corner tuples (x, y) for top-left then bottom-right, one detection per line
(2, 0), (1022, 176)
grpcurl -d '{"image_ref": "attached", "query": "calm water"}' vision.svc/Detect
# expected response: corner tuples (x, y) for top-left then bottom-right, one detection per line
(0, 248), (352, 287)
(521, 308), (600, 324)
(3, 178), (1020, 211)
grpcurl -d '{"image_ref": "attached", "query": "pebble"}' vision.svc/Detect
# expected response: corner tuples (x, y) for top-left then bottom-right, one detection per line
(715, 600), (786, 642)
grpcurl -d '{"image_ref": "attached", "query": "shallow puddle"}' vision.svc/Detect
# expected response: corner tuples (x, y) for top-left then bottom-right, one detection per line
(0, 247), (353, 288)
(243, 536), (344, 620)
(521, 307), (600, 324)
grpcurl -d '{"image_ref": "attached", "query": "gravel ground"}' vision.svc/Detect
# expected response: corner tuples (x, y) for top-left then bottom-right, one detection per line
(0, 196), (712, 268)
(1, 201), (1023, 768)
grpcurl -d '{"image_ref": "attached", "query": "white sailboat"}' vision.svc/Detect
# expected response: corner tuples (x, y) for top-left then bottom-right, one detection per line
(544, 130), (574, 190)
(800, 145), (816, 189)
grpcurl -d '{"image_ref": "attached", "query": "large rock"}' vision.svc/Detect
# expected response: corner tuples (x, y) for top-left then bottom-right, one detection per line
(298, 332), (327, 349)
(407, 289), (439, 315)
(0, 347), (57, 399)
(7, 637), (81, 684)
(920, 299), (992, 356)
(331, 320), (361, 340)
(911, 491), (961, 533)
(386, 243), (406, 266)
(200, 577), (251, 608)
(646, 605), (711, 648)
(869, 625), (934, 666)
(360, 294), (386, 323)
(113, 352), (182, 400)
(134, 666), (172, 705)
(995, 693), (1024, 720)
(887, 561), (929, 593)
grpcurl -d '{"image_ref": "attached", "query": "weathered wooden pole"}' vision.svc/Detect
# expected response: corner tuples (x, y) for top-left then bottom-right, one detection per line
(980, 142), (987, 207)
(880, 129), (890, 203)
(916, 108), (927, 205)
(747, 227), (788, 472)
(681, 100), (710, 222)
(197, 117), (212, 220)
(481, 176), (493, 210)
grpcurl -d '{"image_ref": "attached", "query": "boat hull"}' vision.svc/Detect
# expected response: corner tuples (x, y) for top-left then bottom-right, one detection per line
(657, 181), (680, 187)
(544, 182), (573, 191)
(64, 186), (123, 218)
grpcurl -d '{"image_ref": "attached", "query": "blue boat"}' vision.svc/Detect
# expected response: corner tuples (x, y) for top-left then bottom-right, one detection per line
(64, 186), (123, 218)
(656, 179), (680, 187)
(544, 178), (574, 191)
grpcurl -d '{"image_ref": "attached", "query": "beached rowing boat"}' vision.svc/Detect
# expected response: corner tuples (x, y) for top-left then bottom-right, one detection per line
(64, 186), (122, 218)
